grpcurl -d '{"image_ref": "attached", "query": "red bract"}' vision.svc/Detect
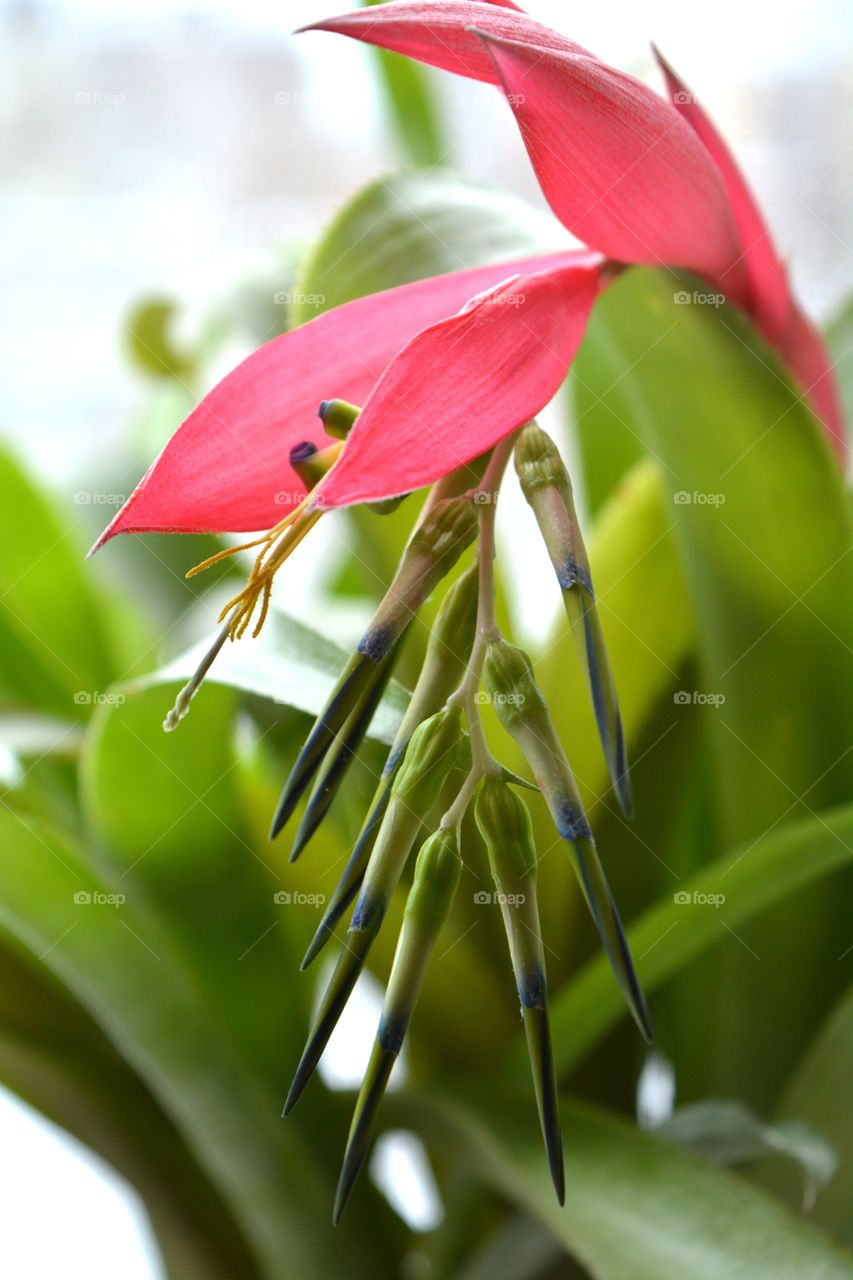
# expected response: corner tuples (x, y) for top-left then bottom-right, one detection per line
(318, 256), (602, 508)
(309, 0), (845, 456)
(93, 249), (593, 547)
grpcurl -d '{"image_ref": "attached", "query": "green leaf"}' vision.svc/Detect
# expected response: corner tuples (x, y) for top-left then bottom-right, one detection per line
(0, 928), (258, 1279)
(824, 294), (853, 437)
(139, 608), (409, 744)
(363, 0), (445, 167)
(776, 978), (853, 1239)
(0, 449), (119, 714)
(521, 802), (853, 1079)
(0, 806), (397, 1278)
(291, 170), (566, 327)
(569, 267), (853, 1103)
(394, 1087), (853, 1280)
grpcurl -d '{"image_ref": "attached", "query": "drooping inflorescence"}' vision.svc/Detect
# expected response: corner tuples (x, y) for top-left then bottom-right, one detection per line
(252, 416), (652, 1219)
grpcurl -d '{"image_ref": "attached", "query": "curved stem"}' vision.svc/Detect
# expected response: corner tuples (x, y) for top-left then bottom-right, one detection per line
(441, 430), (520, 830)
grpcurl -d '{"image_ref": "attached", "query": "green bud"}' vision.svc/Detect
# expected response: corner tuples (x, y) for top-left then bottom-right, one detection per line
(318, 398), (360, 440)
(483, 640), (650, 1043)
(334, 829), (460, 1224)
(288, 439), (342, 491)
(515, 423), (631, 815)
(473, 778), (564, 1203)
(360, 497), (477, 663)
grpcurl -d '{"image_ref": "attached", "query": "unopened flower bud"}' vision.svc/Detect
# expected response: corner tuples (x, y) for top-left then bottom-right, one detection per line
(483, 640), (650, 1042)
(475, 777), (563, 1202)
(318, 398), (360, 440)
(288, 439), (343, 491)
(515, 423), (630, 815)
(334, 829), (461, 1223)
(302, 565), (479, 967)
(284, 707), (465, 1115)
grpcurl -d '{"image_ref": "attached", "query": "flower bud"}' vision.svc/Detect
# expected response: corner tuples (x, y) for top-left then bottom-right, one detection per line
(333, 829), (461, 1223)
(515, 423), (630, 815)
(318, 398), (360, 440)
(302, 565), (479, 967)
(483, 640), (650, 1042)
(474, 778), (563, 1202)
(284, 707), (465, 1114)
(271, 499), (475, 845)
(288, 439), (343, 491)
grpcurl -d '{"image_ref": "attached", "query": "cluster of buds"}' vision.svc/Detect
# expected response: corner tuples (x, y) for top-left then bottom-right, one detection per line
(262, 415), (651, 1220)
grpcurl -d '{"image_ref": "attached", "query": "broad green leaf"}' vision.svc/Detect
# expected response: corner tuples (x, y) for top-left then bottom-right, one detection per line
(291, 171), (566, 328)
(363, 0), (446, 167)
(517, 802), (853, 1079)
(0, 807), (397, 1278)
(776, 978), (853, 1239)
(0, 928), (257, 1279)
(393, 1087), (853, 1280)
(81, 681), (307, 1078)
(0, 449), (119, 713)
(571, 268), (853, 1104)
(139, 608), (409, 744)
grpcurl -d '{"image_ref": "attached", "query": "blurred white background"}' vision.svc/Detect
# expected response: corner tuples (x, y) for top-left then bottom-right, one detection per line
(1, 0), (851, 1274)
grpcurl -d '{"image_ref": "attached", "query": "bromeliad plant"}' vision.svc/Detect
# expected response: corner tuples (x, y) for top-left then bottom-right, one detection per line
(89, 0), (847, 1227)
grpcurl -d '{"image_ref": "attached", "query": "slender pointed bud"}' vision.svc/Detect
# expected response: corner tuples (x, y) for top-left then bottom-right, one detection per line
(515, 424), (631, 815)
(318, 398), (361, 440)
(302, 566), (479, 966)
(289, 439), (343, 491)
(272, 499), (474, 844)
(289, 652), (398, 861)
(361, 497), (478, 660)
(483, 640), (651, 1043)
(284, 707), (465, 1111)
(474, 778), (564, 1204)
(334, 829), (461, 1223)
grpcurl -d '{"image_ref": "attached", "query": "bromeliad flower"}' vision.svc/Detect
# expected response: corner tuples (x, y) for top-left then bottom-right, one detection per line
(90, 3), (846, 1222)
(305, 0), (846, 456)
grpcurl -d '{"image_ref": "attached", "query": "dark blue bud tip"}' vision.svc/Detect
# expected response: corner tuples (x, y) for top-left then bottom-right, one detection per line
(557, 800), (593, 843)
(518, 966), (546, 1011)
(318, 400), (331, 421)
(289, 439), (318, 465)
(557, 556), (593, 595)
(358, 625), (392, 664)
(351, 891), (385, 933)
(378, 1014), (406, 1056)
